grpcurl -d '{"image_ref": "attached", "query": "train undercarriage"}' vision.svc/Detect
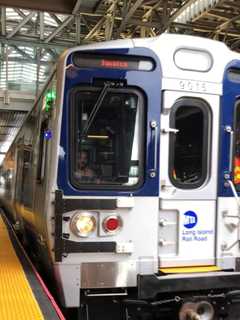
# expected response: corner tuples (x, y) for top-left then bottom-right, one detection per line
(76, 273), (240, 320)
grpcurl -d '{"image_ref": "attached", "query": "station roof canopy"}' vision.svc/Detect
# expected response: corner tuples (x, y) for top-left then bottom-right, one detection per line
(0, 1), (239, 49)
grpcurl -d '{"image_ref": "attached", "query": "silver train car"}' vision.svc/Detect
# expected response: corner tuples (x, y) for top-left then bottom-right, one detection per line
(1, 33), (240, 320)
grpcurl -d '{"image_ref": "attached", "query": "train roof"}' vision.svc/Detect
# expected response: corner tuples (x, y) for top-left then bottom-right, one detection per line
(59, 33), (240, 89)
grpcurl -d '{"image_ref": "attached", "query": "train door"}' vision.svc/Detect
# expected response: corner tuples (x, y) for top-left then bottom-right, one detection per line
(14, 143), (24, 219)
(217, 65), (240, 270)
(16, 146), (34, 219)
(159, 89), (220, 268)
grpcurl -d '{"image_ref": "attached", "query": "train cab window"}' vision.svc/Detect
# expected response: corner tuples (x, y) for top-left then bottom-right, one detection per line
(70, 86), (145, 189)
(234, 102), (240, 191)
(169, 98), (210, 189)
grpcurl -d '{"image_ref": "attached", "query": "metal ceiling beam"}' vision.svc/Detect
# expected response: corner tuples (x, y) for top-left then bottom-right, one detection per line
(10, 45), (33, 60)
(120, 0), (130, 23)
(43, 48), (57, 60)
(75, 14), (81, 44)
(0, 57), (53, 65)
(39, 11), (44, 41)
(215, 14), (240, 34)
(6, 11), (35, 39)
(105, 15), (114, 41)
(161, 0), (169, 30)
(116, 0), (145, 37)
(169, 0), (197, 23)
(5, 13), (163, 31)
(142, 1), (162, 20)
(172, 21), (240, 37)
(0, 36), (72, 49)
(14, 8), (35, 27)
(204, 11), (231, 20)
(44, 15), (74, 43)
(105, 0), (118, 41)
(72, 0), (83, 14)
(92, 0), (102, 13)
(169, 0), (222, 26)
(0, 95), (34, 111)
(231, 38), (240, 50)
(0, 0), (76, 15)
(84, 16), (105, 40)
(80, 15), (91, 32)
(1, 7), (6, 36)
(49, 13), (62, 25)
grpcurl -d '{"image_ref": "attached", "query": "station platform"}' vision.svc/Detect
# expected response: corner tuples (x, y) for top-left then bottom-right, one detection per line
(0, 210), (65, 320)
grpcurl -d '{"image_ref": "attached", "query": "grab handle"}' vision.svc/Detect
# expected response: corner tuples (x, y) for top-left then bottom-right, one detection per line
(225, 125), (234, 174)
(149, 120), (158, 178)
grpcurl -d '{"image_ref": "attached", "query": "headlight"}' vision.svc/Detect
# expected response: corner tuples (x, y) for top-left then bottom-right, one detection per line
(70, 212), (96, 237)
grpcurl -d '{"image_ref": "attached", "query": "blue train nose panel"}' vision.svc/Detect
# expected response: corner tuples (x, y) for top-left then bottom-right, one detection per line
(57, 47), (162, 197)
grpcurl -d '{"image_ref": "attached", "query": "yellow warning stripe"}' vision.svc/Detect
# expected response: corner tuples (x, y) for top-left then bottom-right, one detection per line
(0, 216), (44, 320)
(160, 266), (221, 274)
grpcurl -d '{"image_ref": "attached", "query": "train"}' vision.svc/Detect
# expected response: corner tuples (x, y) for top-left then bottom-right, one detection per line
(1, 33), (240, 319)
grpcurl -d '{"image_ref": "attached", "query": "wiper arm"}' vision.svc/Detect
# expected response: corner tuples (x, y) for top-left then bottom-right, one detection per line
(81, 82), (110, 138)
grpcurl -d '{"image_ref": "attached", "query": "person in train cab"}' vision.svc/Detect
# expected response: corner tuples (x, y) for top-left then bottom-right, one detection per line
(75, 150), (99, 183)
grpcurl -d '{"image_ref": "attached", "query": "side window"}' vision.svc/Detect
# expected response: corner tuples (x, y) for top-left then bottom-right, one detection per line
(169, 98), (211, 189)
(15, 146), (33, 207)
(2, 151), (14, 200)
(37, 118), (49, 183)
(15, 146), (24, 202)
(21, 148), (33, 207)
(234, 101), (240, 190)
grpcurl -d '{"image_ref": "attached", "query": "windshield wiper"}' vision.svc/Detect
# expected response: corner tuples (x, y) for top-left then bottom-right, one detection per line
(81, 82), (110, 138)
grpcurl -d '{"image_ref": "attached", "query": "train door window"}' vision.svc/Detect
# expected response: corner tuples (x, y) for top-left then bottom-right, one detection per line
(70, 86), (145, 189)
(169, 98), (211, 189)
(15, 146), (24, 202)
(37, 119), (48, 182)
(21, 148), (33, 207)
(234, 101), (240, 191)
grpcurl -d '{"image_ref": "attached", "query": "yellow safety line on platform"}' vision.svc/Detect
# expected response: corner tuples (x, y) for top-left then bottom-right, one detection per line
(160, 266), (221, 274)
(0, 216), (44, 320)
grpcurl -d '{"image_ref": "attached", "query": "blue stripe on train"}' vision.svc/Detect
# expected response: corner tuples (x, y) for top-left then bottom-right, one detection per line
(218, 60), (240, 197)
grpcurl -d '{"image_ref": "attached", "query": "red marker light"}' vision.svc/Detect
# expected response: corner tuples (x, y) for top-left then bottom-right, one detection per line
(103, 216), (122, 233)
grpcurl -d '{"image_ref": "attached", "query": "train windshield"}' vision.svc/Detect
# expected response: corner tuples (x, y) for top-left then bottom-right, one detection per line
(70, 86), (145, 189)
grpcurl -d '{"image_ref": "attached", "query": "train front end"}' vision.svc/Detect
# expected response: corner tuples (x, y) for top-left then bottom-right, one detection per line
(51, 40), (161, 313)
(51, 35), (240, 319)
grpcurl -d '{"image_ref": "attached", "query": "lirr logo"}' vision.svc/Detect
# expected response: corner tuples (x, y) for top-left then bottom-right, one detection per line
(183, 211), (198, 229)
